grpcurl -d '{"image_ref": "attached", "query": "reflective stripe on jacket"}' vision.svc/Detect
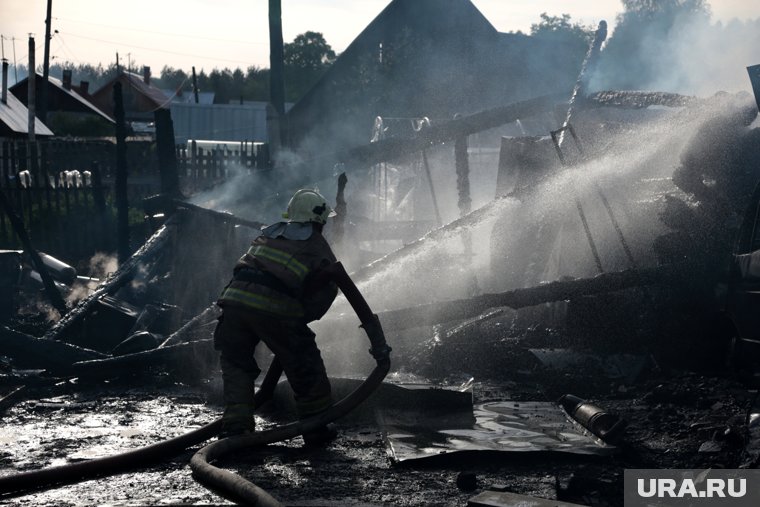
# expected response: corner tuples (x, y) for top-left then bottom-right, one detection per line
(218, 224), (337, 319)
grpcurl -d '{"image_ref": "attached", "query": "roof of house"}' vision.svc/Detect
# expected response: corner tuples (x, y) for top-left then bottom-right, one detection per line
(10, 73), (113, 123)
(0, 92), (55, 137)
(89, 71), (171, 116)
(284, 0), (582, 151)
(118, 71), (171, 109)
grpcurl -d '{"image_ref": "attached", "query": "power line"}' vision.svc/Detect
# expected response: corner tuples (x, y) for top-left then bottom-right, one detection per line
(57, 31), (257, 67)
(53, 16), (267, 46)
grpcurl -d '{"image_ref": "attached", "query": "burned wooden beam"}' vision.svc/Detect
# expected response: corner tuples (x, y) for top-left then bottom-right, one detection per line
(1, 325), (105, 372)
(158, 304), (220, 348)
(143, 195), (266, 230)
(351, 195), (513, 283)
(70, 339), (214, 378)
(587, 90), (698, 109)
(559, 20), (607, 144)
(296, 93), (565, 179)
(375, 265), (683, 332)
(43, 217), (176, 343)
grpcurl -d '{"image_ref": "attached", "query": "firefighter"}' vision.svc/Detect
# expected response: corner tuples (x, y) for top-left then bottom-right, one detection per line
(214, 188), (340, 444)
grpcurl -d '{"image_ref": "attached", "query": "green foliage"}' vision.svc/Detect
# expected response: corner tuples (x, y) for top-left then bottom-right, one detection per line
(530, 13), (594, 44)
(283, 31), (336, 102)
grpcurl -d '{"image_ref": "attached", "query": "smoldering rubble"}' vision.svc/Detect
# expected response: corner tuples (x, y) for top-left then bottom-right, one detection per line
(3, 10), (760, 507)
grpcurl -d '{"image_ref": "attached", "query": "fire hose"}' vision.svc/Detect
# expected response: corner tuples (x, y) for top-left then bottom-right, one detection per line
(0, 262), (390, 505)
(0, 357), (282, 497)
(190, 261), (391, 505)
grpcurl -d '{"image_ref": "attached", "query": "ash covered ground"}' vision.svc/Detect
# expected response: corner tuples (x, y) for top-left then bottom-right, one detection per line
(0, 347), (757, 506)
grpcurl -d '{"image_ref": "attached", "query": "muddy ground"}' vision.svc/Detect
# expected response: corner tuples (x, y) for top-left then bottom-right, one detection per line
(0, 362), (755, 507)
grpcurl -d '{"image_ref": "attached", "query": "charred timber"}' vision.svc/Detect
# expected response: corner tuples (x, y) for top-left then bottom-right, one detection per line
(375, 265), (684, 332)
(143, 195), (266, 230)
(1, 326), (105, 372)
(43, 218), (176, 342)
(298, 93), (565, 178)
(559, 21), (607, 146)
(70, 339), (213, 378)
(158, 304), (220, 348)
(587, 91), (698, 109)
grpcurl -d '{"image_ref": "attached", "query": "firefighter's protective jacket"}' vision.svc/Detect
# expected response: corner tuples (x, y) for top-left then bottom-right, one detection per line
(218, 222), (338, 321)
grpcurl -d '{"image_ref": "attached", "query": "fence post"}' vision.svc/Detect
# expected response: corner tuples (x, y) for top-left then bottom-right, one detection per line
(0, 186), (68, 315)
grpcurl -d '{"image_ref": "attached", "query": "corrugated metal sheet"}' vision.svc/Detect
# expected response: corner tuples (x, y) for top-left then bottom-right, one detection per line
(0, 93), (55, 137)
(169, 102), (269, 143)
(160, 89), (215, 105)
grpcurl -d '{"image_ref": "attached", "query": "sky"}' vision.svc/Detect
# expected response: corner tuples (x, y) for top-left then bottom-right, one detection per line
(2, 0), (758, 79)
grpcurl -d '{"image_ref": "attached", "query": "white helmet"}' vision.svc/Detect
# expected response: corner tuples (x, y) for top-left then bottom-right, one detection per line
(282, 188), (337, 224)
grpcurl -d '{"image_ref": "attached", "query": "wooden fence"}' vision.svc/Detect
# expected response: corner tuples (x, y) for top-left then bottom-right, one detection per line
(0, 138), (269, 262)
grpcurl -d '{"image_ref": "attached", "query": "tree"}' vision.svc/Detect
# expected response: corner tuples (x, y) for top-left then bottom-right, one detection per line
(283, 31), (336, 102)
(530, 13), (594, 44)
(157, 66), (189, 92)
(593, 0), (711, 90)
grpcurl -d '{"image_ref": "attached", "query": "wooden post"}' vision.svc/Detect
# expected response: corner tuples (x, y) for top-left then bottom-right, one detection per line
(192, 66), (199, 104)
(40, 0), (53, 123)
(269, 0), (286, 147)
(27, 36), (35, 142)
(89, 160), (104, 211)
(154, 108), (181, 197)
(0, 186), (68, 315)
(113, 82), (130, 263)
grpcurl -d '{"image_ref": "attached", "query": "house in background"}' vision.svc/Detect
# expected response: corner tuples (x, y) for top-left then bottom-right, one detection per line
(10, 70), (114, 137)
(285, 0), (586, 154)
(89, 67), (170, 122)
(0, 61), (54, 138)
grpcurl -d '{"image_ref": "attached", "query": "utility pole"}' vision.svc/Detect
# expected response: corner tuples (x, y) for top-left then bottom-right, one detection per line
(27, 35), (35, 142)
(269, 0), (285, 148)
(192, 66), (199, 104)
(12, 37), (18, 83)
(40, 0), (52, 123)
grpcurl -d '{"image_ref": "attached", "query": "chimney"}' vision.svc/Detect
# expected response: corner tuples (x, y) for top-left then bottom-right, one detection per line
(62, 69), (72, 90)
(2, 59), (8, 105)
(79, 81), (89, 95)
(143, 66), (151, 85)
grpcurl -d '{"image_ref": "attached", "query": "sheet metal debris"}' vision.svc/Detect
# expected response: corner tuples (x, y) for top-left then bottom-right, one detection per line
(468, 490), (586, 507)
(383, 401), (616, 464)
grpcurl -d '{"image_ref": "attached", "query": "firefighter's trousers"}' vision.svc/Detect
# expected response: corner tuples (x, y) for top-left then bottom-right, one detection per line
(213, 305), (332, 434)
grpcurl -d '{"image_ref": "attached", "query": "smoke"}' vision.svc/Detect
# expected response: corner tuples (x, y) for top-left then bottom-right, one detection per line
(591, 7), (760, 95)
(189, 154), (341, 227)
(88, 252), (118, 280)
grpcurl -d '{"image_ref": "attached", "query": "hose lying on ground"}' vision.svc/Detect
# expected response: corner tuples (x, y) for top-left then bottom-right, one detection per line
(190, 262), (392, 506)
(0, 360), (284, 498)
